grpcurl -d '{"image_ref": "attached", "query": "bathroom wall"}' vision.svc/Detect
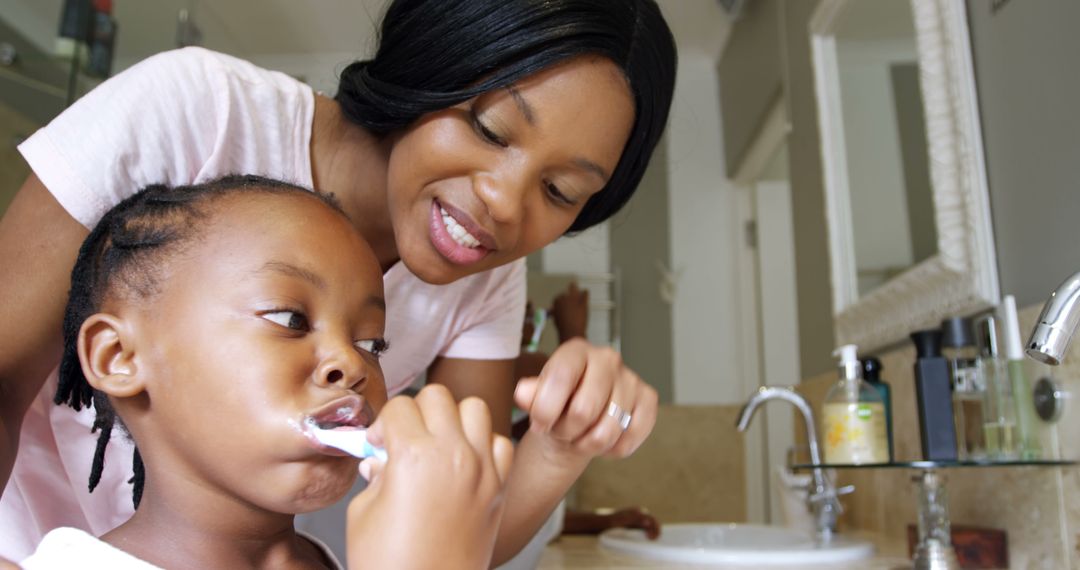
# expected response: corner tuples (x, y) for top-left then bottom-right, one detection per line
(609, 136), (675, 404)
(573, 404), (747, 524)
(966, 0), (1080, 309)
(719, 0), (837, 379)
(796, 302), (1080, 567)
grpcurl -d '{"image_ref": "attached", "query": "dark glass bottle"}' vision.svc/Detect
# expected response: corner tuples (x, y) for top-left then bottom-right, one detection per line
(910, 329), (959, 461)
(862, 357), (893, 462)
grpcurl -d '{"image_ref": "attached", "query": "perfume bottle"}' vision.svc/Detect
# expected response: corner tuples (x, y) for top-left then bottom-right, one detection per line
(942, 317), (986, 460)
(910, 329), (958, 461)
(975, 315), (1018, 460)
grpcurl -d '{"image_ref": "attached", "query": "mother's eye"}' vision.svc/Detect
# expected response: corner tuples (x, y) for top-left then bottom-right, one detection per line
(470, 109), (508, 148)
(261, 310), (310, 331)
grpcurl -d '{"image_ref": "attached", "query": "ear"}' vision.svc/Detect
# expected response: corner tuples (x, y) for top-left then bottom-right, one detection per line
(78, 313), (146, 398)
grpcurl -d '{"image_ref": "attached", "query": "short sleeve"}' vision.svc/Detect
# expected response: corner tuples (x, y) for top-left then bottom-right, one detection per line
(440, 259), (526, 360)
(17, 47), (226, 228)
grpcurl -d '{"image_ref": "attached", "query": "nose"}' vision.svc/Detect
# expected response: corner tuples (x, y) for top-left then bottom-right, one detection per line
(474, 167), (529, 225)
(314, 339), (367, 391)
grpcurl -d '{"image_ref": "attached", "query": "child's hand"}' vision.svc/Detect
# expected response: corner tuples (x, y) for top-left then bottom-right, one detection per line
(550, 282), (589, 342)
(514, 338), (658, 464)
(345, 385), (514, 570)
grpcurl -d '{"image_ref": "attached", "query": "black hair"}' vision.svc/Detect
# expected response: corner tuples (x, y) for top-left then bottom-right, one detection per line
(336, 0), (677, 233)
(55, 174), (344, 509)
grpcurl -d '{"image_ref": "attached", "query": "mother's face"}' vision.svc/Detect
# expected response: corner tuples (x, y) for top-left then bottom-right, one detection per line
(384, 55), (635, 285)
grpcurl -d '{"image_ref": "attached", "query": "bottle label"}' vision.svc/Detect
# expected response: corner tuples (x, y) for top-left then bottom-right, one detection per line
(823, 402), (889, 464)
(953, 359), (983, 392)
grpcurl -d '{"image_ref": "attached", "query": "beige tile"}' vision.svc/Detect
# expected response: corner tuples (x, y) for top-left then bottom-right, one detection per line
(1022, 300), (1080, 569)
(573, 405), (746, 524)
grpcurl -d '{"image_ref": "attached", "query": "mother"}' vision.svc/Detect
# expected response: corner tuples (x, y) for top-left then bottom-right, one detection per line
(0, 0), (675, 563)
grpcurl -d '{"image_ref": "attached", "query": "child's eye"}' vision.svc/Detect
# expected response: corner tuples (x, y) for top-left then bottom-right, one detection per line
(355, 338), (389, 358)
(261, 310), (310, 331)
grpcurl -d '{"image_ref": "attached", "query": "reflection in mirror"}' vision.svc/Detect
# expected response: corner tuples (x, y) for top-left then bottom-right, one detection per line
(834, 0), (936, 296)
(812, 0), (999, 350)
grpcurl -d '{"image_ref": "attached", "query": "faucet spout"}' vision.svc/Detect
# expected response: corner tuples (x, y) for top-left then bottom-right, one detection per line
(737, 387), (823, 468)
(1026, 271), (1080, 365)
(736, 386), (842, 543)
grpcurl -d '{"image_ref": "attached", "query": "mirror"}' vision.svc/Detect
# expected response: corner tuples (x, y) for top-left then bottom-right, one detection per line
(833, 1), (935, 296)
(810, 0), (1000, 350)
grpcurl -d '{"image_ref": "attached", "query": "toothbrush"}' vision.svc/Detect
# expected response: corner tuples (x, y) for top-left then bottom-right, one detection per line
(310, 427), (388, 461)
(526, 307), (547, 353)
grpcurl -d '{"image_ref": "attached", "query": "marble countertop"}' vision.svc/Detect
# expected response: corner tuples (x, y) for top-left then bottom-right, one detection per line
(536, 534), (913, 569)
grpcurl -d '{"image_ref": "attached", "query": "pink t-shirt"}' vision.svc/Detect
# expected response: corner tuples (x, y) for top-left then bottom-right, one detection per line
(1, 47), (524, 560)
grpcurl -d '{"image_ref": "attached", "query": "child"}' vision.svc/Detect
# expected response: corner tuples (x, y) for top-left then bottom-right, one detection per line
(20, 175), (513, 569)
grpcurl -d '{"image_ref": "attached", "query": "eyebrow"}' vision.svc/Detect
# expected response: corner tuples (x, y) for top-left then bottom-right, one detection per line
(506, 86), (535, 125)
(506, 86), (611, 183)
(574, 158), (610, 183)
(255, 261), (326, 290)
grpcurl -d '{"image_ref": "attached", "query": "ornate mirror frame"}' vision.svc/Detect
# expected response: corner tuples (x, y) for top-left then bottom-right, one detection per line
(809, 0), (1000, 350)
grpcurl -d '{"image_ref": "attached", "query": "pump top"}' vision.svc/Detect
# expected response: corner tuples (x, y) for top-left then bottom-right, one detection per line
(833, 344), (861, 381)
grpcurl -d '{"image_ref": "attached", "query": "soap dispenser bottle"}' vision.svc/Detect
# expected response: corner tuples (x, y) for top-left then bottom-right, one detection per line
(823, 345), (889, 464)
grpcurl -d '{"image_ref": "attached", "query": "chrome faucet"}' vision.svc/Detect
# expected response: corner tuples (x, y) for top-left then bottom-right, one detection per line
(736, 386), (850, 543)
(1026, 271), (1080, 365)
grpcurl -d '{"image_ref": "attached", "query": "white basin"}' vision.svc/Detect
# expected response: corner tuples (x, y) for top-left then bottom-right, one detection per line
(599, 523), (875, 566)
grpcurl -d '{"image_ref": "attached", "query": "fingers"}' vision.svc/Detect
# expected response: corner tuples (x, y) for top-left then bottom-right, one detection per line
(492, 434), (514, 483)
(549, 346), (621, 442)
(358, 456), (385, 483)
(513, 376), (539, 413)
(365, 392), (427, 450)
(606, 381), (658, 458)
(528, 338), (589, 432)
(563, 354), (638, 455)
(458, 395), (493, 460)
(523, 338), (658, 462)
(413, 383), (465, 439)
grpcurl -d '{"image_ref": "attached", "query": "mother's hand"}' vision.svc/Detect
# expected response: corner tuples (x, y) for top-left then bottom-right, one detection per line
(514, 338), (658, 460)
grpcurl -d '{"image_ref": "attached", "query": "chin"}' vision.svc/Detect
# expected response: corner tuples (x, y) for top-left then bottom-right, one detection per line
(279, 460), (361, 513)
(400, 251), (477, 285)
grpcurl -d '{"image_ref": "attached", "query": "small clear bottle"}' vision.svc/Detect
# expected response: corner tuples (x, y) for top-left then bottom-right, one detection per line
(942, 317), (986, 460)
(823, 345), (889, 464)
(975, 315), (1018, 460)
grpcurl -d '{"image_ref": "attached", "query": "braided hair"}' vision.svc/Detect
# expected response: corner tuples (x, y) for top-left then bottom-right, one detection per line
(55, 175), (345, 508)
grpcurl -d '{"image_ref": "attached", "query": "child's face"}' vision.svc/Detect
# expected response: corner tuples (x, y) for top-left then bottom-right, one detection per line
(115, 192), (388, 514)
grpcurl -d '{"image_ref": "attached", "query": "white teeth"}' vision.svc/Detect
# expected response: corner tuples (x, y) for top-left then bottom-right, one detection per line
(439, 207), (481, 248)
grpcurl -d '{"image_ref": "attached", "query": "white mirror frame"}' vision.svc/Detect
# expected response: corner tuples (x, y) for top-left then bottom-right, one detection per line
(810, 0), (1000, 351)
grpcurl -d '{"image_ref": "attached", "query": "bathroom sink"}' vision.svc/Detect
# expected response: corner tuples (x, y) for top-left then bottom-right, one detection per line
(599, 523), (875, 566)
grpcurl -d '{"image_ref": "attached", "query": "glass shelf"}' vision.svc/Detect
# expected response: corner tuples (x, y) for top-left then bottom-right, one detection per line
(792, 459), (1075, 471)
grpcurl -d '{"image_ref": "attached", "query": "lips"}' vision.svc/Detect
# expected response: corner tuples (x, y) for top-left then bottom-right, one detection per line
(304, 395), (374, 431)
(428, 200), (493, 265)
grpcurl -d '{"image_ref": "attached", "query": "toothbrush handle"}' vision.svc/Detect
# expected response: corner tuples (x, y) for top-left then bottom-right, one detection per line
(361, 441), (388, 462)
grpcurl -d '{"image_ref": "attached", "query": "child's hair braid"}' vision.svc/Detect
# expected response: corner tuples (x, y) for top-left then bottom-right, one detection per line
(55, 174), (345, 508)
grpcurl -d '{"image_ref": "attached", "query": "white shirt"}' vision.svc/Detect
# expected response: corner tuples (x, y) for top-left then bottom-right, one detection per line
(3, 47), (524, 560)
(20, 527), (344, 570)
